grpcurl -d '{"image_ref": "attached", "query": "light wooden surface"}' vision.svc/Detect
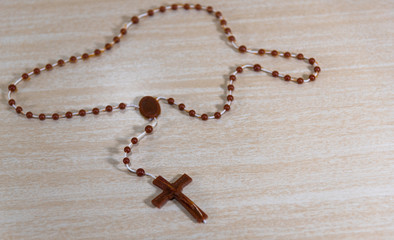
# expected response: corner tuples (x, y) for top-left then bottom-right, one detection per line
(0, 0), (393, 239)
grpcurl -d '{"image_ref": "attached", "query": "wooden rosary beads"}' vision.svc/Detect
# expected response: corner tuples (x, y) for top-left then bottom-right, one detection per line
(7, 4), (320, 223)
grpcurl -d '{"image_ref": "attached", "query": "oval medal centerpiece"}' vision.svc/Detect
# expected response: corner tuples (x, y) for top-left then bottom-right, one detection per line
(139, 96), (161, 119)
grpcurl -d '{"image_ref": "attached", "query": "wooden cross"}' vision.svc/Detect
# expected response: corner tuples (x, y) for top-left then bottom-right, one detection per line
(151, 174), (208, 223)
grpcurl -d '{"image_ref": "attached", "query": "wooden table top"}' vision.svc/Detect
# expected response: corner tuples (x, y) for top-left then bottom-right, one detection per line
(0, 0), (393, 239)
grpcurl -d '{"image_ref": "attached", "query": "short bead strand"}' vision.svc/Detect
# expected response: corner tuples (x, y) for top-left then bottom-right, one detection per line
(123, 117), (158, 179)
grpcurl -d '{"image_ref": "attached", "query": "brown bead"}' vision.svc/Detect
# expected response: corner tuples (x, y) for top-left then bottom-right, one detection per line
(229, 75), (236, 81)
(258, 49), (266, 55)
(272, 71), (279, 77)
(124, 146), (131, 153)
(195, 4), (202, 10)
(296, 53), (304, 60)
(309, 58), (316, 65)
(94, 49), (101, 56)
(271, 50), (278, 57)
(139, 96), (161, 118)
(22, 73), (29, 80)
(227, 95), (234, 101)
(70, 56), (77, 63)
(201, 114), (208, 121)
(105, 105), (113, 112)
(123, 157), (130, 164)
(297, 78), (304, 84)
(184, 4), (190, 10)
(159, 6), (166, 12)
(220, 19), (227, 25)
(131, 137), (138, 144)
(82, 53), (89, 60)
(314, 66), (321, 72)
(92, 108), (100, 115)
(78, 109), (86, 116)
(52, 113), (59, 120)
(120, 28), (127, 35)
(105, 43), (112, 50)
(8, 99), (15, 106)
(236, 66), (243, 73)
(188, 110), (196, 117)
(8, 84), (17, 92)
(171, 4), (178, 10)
(228, 84), (235, 91)
(309, 74), (316, 81)
(136, 168), (145, 177)
(238, 45), (247, 53)
(167, 98), (175, 105)
(224, 27), (231, 34)
(224, 104), (231, 111)
(26, 112), (33, 119)
(15, 106), (23, 113)
(57, 59), (65, 66)
(45, 64), (53, 70)
(253, 64), (262, 71)
(39, 114), (46, 120)
(119, 102), (126, 110)
(113, 36), (120, 44)
(65, 111), (73, 118)
(284, 75), (292, 81)
(284, 52), (291, 58)
(147, 9), (154, 16)
(33, 68), (41, 74)
(228, 36), (235, 42)
(131, 16), (139, 23)
(207, 6), (213, 13)
(178, 103), (185, 111)
(145, 125), (153, 133)
(215, 11), (222, 18)
(214, 112), (221, 119)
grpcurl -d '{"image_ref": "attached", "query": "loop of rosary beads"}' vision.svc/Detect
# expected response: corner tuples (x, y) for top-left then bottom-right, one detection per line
(7, 3), (320, 121)
(6, 4), (320, 223)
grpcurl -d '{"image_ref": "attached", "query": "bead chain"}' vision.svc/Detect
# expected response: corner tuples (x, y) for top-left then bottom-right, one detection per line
(7, 3), (321, 179)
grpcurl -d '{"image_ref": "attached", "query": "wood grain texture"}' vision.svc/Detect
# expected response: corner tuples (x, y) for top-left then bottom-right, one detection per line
(0, 0), (393, 239)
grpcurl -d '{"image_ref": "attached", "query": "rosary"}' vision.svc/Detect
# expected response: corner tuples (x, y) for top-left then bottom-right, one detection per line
(7, 4), (320, 223)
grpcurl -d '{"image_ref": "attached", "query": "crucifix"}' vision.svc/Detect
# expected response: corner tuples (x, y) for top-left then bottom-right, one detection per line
(151, 174), (208, 223)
